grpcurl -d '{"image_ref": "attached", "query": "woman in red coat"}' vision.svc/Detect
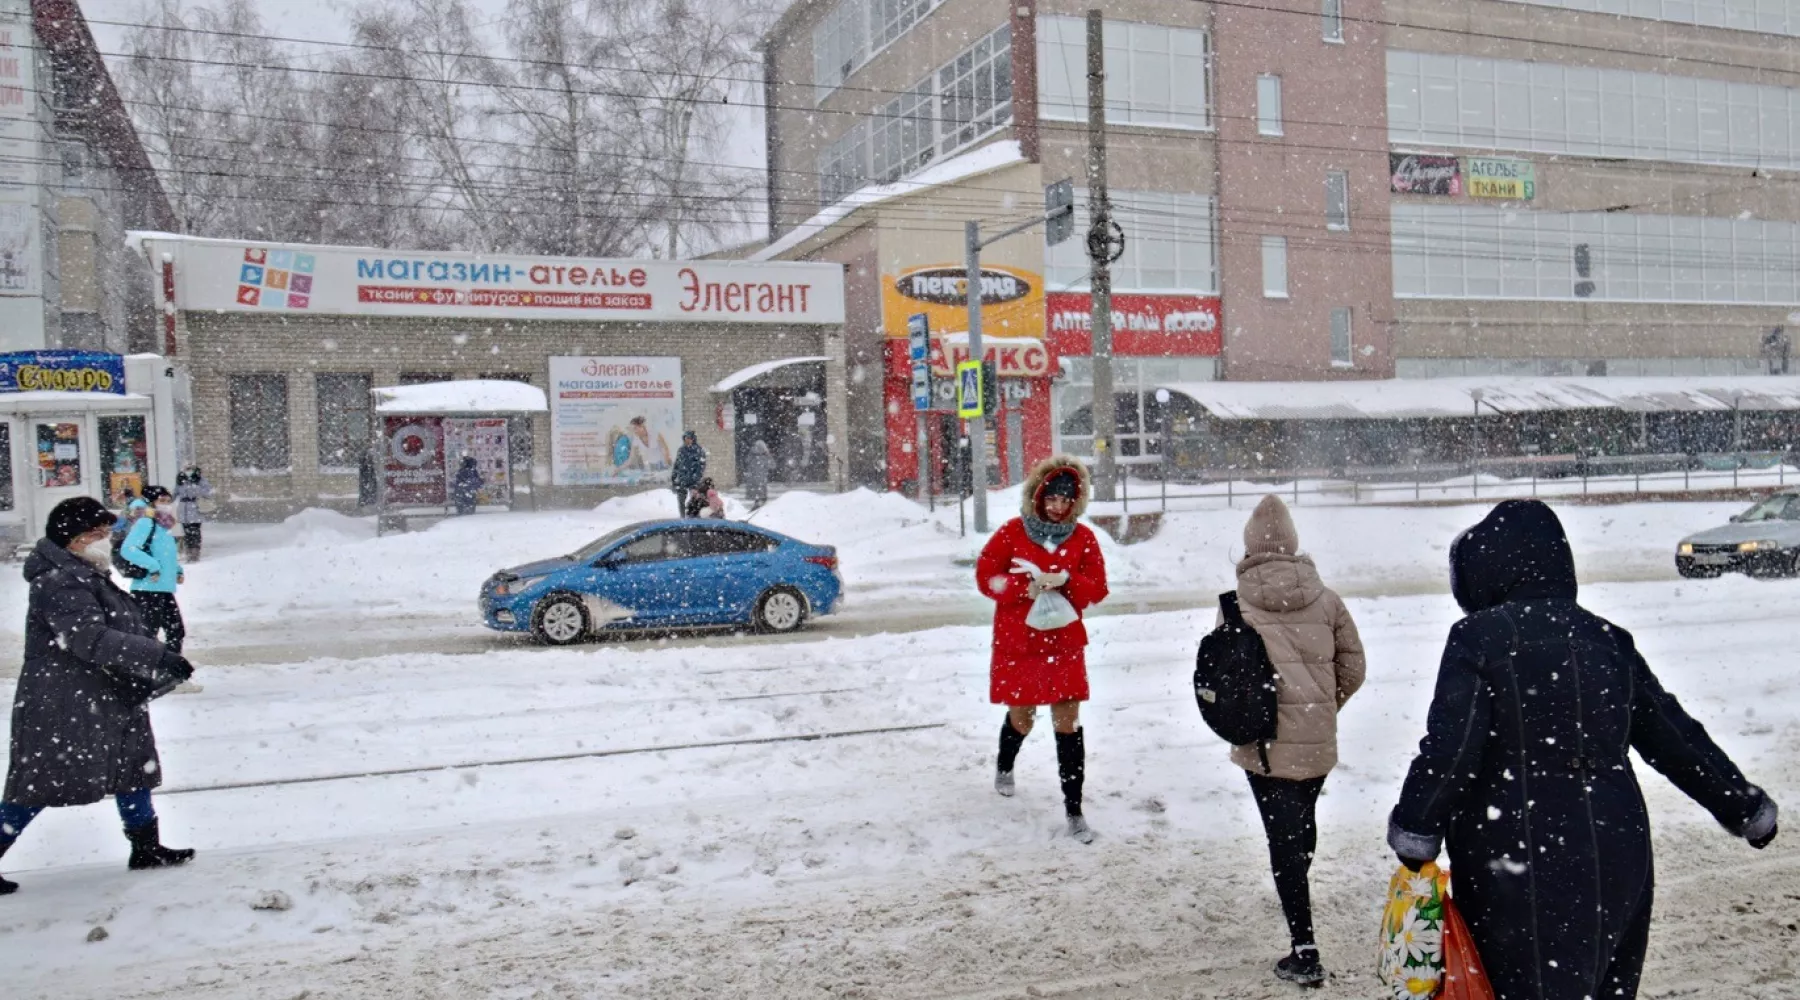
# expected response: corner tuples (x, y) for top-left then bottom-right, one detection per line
(975, 455), (1109, 843)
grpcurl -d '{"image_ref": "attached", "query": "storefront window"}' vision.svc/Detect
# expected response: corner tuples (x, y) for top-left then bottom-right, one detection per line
(100, 416), (148, 504)
(35, 422), (82, 488)
(317, 373), (372, 473)
(1053, 357), (1219, 460)
(230, 374), (291, 472)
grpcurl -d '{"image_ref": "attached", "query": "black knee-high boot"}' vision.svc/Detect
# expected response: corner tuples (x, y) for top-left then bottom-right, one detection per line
(997, 716), (1027, 773)
(1055, 729), (1085, 817)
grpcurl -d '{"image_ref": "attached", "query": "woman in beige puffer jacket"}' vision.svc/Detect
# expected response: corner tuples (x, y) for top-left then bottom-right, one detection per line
(1230, 494), (1364, 987)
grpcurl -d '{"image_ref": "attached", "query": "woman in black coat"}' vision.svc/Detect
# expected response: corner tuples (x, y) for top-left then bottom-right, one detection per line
(0, 498), (197, 894)
(1388, 500), (1778, 1000)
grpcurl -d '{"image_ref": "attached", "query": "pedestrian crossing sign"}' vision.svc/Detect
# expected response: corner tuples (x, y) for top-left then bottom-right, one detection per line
(956, 361), (984, 418)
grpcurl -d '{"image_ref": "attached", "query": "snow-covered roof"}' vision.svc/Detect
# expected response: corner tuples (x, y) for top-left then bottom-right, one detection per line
(0, 391), (152, 413)
(373, 380), (548, 415)
(710, 357), (830, 393)
(750, 140), (1028, 262)
(1160, 376), (1800, 421)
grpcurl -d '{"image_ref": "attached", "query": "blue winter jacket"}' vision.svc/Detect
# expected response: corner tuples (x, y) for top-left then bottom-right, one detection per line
(121, 516), (182, 594)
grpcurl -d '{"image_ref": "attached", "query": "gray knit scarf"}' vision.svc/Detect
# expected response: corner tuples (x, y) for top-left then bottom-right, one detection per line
(1022, 514), (1076, 549)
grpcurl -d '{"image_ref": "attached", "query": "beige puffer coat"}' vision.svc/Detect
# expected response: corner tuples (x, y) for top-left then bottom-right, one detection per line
(1227, 496), (1366, 780)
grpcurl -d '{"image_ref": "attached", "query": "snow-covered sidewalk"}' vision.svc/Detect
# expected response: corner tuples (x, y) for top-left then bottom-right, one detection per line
(1, 570), (1794, 998)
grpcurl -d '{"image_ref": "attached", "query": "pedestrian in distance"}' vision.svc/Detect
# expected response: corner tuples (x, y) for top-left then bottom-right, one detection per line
(173, 467), (212, 561)
(672, 430), (706, 517)
(683, 478), (725, 519)
(450, 456), (484, 516)
(743, 439), (774, 511)
(976, 456), (1109, 844)
(119, 487), (187, 655)
(1225, 495), (1364, 988)
(1389, 500), (1778, 1000)
(0, 497), (196, 895)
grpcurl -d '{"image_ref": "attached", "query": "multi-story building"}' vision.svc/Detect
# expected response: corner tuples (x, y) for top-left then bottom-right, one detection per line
(755, 0), (1800, 488)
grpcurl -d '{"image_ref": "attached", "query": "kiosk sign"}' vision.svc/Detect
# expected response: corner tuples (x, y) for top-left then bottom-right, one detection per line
(0, 351), (127, 395)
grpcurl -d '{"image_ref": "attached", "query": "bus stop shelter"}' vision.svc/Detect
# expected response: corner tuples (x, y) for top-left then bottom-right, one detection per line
(371, 380), (549, 534)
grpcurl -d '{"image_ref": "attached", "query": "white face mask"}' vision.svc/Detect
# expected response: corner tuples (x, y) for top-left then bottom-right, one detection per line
(78, 539), (112, 571)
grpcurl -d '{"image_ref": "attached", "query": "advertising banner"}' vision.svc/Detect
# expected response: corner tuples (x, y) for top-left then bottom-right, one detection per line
(384, 416), (447, 505)
(1044, 293), (1222, 357)
(0, 351), (127, 394)
(881, 264), (1044, 339)
(139, 236), (845, 325)
(1390, 153), (1463, 196)
(1465, 157), (1536, 200)
(928, 335), (1052, 378)
(444, 417), (512, 505)
(548, 356), (683, 487)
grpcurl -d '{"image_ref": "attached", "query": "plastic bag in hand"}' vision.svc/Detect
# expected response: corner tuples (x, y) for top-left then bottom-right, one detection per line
(1025, 590), (1079, 631)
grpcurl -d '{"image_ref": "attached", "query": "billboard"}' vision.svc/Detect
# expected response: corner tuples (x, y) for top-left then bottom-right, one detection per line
(881, 264), (1044, 339)
(549, 356), (683, 487)
(1045, 293), (1222, 357)
(1465, 157), (1537, 200)
(1390, 153), (1463, 196)
(137, 236), (846, 325)
(384, 416), (447, 505)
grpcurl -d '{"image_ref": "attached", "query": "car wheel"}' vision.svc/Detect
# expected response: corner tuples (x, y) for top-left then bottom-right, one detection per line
(532, 594), (590, 646)
(753, 587), (807, 634)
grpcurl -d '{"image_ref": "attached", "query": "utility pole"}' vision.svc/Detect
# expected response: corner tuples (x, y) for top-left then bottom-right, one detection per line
(965, 219), (990, 533)
(1086, 8), (1118, 502)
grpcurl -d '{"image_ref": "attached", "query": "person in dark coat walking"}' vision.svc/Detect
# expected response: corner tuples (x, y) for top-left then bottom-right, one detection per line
(450, 456), (484, 516)
(173, 467), (213, 561)
(976, 456), (1109, 843)
(0, 498), (197, 895)
(672, 431), (706, 516)
(1388, 500), (1778, 1000)
(743, 439), (773, 510)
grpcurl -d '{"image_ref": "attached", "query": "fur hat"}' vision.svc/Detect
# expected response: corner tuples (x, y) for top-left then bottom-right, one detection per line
(1243, 495), (1299, 557)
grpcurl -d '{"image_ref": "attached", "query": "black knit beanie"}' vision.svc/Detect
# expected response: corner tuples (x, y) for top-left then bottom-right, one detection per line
(46, 496), (116, 547)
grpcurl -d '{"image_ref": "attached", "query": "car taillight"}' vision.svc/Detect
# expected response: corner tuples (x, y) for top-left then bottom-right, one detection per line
(805, 553), (838, 571)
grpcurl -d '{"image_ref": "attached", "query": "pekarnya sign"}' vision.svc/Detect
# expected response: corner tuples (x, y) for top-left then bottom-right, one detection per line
(881, 264), (1045, 340)
(131, 235), (846, 325)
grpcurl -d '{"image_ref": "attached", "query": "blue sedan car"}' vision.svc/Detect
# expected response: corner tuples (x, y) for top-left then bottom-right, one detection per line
(481, 520), (842, 645)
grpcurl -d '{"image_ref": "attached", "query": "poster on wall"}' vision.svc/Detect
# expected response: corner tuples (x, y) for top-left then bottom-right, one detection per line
(35, 421), (80, 487)
(384, 416), (447, 505)
(1390, 153), (1462, 196)
(444, 417), (512, 505)
(549, 356), (682, 487)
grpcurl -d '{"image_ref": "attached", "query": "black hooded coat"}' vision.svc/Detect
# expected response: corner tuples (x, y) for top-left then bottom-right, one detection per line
(4, 539), (179, 807)
(1389, 500), (1777, 1000)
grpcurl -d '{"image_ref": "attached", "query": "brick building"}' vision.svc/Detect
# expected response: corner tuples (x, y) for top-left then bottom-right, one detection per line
(754, 0), (1800, 488)
(130, 235), (846, 518)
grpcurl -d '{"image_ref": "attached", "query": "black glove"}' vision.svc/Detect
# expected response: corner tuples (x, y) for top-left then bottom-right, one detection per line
(1749, 823), (1777, 850)
(161, 651), (194, 682)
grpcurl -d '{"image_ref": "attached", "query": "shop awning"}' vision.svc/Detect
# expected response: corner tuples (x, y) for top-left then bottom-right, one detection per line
(711, 357), (829, 393)
(373, 379), (547, 415)
(0, 391), (154, 414)
(1158, 376), (1800, 421)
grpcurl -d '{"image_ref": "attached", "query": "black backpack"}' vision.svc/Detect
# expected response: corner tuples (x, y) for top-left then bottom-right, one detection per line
(111, 524), (157, 580)
(1193, 591), (1280, 774)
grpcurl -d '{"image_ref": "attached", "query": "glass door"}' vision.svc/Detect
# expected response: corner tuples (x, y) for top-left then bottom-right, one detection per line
(31, 416), (94, 509)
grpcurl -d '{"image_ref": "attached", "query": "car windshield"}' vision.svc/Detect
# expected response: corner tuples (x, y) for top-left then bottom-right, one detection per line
(568, 525), (647, 562)
(1737, 495), (1797, 522)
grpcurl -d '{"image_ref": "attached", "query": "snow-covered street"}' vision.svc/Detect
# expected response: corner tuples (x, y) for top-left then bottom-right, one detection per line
(1, 494), (1796, 998)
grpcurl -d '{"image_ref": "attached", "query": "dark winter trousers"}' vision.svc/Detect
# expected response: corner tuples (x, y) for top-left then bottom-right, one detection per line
(0, 789), (156, 843)
(673, 487), (691, 516)
(1246, 772), (1326, 950)
(182, 523), (203, 560)
(133, 591), (187, 654)
(995, 716), (1085, 817)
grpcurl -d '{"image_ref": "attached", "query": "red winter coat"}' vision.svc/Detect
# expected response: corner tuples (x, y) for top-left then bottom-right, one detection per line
(976, 457), (1109, 706)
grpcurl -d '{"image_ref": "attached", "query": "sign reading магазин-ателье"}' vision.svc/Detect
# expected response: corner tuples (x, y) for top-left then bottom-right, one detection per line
(132, 235), (847, 325)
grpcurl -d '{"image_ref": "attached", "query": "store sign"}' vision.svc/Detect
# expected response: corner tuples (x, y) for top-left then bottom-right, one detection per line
(1390, 153), (1462, 196)
(137, 236), (845, 325)
(1044, 293), (1222, 357)
(0, 350), (126, 394)
(928, 335), (1052, 378)
(548, 356), (683, 487)
(881, 264), (1045, 340)
(1465, 157), (1536, 200)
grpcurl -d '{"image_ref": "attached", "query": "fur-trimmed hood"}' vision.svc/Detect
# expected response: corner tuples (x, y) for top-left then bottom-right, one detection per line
(1020, 455), (1091, 521)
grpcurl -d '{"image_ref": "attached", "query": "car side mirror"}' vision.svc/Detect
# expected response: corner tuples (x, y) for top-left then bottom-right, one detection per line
(1730, 514), (1745, 523)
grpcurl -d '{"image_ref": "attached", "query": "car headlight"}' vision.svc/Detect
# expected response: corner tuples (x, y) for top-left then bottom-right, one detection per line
(1738, 540), (1780, 553)
(1678, 543), (1694, 556)
(493, 576), (544, 597)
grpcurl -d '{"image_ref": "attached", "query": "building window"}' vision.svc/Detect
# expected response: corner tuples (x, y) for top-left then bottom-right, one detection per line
(1330, 308), (1353, 366)
(1390, 203), (1800, 305)
(937, 25), (1012, 155)
(871, 78), (936, 183)
(1037, 17), (1212, 130)
(1052, 356), (1220, 459)
(1387, 49), (1800, 169)
(1045, 190), (1219, 293)
(1262, 236), (1289, 298)
(1257, 75), (1284, 136)
(818, 123), (871, 207)
(399, 372), (453, 385)
(814, 0), (947, 101)
(1322, 0), (1344, 41)
(1325, 170), (1350, 230)
(316, 374), (371, 473)
(230, 374), (290, 472)
(1492, 0), (1800, 37)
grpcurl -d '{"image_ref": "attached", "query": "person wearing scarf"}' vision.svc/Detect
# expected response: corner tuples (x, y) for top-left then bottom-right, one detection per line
(119, 486), (188, 655)
(974, 456), (1110, 843)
